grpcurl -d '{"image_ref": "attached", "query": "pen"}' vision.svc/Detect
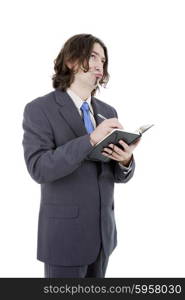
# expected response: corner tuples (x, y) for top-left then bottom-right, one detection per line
(97, 113), (107, 120)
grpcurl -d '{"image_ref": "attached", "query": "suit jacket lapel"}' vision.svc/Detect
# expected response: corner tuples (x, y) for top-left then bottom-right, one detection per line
(54, 89), (108, 137)
(54, 88), (87, 137)
(91, 96), (106, 127)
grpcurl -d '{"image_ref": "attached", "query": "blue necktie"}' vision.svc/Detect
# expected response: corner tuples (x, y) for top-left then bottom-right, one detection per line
(80, 102), (94, 134)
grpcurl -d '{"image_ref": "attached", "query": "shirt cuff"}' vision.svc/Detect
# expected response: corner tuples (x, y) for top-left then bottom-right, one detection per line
(118, 158), (133, 174)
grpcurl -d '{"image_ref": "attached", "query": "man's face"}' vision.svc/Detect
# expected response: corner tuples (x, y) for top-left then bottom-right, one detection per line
(72, 43), (106, 90)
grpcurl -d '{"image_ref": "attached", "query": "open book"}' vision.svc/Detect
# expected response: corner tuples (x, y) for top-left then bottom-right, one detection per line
(87, 124), (154, 162)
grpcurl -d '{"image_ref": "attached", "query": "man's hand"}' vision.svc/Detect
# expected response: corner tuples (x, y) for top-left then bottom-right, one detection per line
(102, 138), (141, 166)
(90, 118), (123, 146)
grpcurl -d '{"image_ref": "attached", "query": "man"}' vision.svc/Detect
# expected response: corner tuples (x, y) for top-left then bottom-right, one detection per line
(22, 33), (140, 278)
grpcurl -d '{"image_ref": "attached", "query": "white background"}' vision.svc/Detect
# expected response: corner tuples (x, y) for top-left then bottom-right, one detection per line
(0, 0), (184, 277)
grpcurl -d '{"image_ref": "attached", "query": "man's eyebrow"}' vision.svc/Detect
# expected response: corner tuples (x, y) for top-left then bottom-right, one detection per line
(91, 51), (106, 61)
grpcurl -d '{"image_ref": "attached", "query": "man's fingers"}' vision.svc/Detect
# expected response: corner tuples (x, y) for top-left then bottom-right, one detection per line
(103, 147), (113, 155)
(107, 144), (124, 155)
(118, 139), (129, 151)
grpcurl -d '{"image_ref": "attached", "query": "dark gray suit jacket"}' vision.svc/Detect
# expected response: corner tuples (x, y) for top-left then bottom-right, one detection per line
(22, 88), (135, 266)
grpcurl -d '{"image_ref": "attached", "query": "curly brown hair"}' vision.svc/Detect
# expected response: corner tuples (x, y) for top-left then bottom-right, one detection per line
(52, 34), (110, 96)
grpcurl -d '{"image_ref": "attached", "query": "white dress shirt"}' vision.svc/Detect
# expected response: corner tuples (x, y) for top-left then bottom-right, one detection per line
(66, 88), (132, 172)
(66, 88), (96, 128)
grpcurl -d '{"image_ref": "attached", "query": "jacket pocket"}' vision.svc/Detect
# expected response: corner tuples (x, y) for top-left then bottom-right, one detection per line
(43, 204), (79, 219)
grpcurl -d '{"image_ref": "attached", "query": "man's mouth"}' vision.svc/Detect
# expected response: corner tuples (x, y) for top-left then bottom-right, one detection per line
(94, 73), (103, 78)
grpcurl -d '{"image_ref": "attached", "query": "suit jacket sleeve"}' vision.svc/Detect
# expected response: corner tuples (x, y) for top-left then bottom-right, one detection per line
(112, 156), (135, 183)
(22, 102), (94, 184)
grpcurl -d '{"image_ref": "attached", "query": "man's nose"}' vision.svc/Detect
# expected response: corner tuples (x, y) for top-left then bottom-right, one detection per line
(95, 63), (103, 73)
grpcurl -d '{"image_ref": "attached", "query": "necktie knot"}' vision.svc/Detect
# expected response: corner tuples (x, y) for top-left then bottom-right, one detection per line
(80, 101), (90, 112)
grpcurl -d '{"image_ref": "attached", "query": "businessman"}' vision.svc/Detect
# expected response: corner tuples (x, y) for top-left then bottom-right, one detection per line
(22, 33), (140, 278)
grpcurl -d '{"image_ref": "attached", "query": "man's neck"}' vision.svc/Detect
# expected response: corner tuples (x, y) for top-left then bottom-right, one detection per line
(69, 83), (92, 101)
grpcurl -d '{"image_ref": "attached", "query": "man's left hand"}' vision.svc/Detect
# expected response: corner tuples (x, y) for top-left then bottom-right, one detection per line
(102, 138), (141, 167)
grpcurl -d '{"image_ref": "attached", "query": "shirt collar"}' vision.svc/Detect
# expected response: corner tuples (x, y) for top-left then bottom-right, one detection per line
(66, 88), (93, 114)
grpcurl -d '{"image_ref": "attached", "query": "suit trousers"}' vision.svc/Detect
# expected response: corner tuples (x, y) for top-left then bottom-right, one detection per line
(44, 246), (109, 278)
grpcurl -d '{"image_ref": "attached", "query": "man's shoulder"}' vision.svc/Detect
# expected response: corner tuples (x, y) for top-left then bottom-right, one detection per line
(25, 90), (55, 110)
(92, 96), (117, 115)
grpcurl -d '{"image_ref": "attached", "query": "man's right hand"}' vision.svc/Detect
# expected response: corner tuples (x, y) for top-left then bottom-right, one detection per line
(90, 118), (123, 146)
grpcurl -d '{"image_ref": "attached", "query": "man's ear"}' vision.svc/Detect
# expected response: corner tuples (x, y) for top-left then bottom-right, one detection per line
(66, 60), (80, 72)
(66, 61), (74, 69)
